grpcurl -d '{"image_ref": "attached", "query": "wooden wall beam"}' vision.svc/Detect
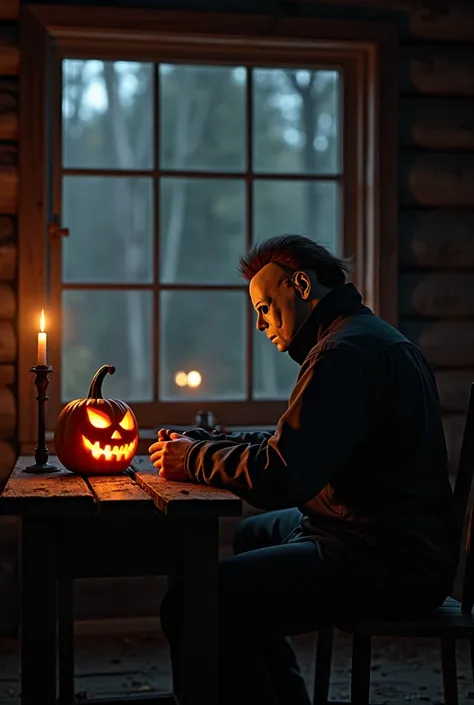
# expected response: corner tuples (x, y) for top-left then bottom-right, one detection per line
(0, 441), (16, 487)
(408, 1), (474, 41)
(401, 321), (474, 368)
(400, 45), (474, 96)
(0, 216), (14, 242)
(0, 25), (19, 76)
(399, 209), (474, 269)
(0, 364), (14, 386)
(300, 0), (474, 41)
(0, 78), (18, 141)
(399, 273), (474, 318)
(0, 242), (16, 281)
(0, 144), (17, 214)
(0, 0), (19, 22)
(0, 283), (15, 319)
(399, 97), (474, 151)
(0, 321), (15, 363)
(0, 386), (15, 440)
(399, 153), (474, 208)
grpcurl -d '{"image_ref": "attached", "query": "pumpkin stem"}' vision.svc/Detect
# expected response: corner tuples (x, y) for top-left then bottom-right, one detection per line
(88, 365), (116, 399)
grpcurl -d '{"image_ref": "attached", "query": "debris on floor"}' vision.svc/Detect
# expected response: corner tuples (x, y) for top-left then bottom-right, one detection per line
(0, 626), (472, 703)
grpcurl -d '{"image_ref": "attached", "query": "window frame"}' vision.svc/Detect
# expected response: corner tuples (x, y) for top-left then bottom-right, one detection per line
(18, 4), (398, 453)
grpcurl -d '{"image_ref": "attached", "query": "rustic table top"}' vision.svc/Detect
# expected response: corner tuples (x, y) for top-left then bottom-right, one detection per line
(0, 455), (242, 518)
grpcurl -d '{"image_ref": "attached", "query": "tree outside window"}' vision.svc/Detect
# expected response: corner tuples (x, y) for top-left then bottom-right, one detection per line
(59, 59), (341, 422)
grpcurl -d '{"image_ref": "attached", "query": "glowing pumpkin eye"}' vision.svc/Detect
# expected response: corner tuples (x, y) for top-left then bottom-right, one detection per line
(87, 407), (112, 428)
(119, 410), (135, 431)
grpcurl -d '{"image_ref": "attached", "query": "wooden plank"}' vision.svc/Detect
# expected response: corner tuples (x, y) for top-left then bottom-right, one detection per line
(130, 455), (242, 517)
(0, 320), (15, 362)
(0, 0), (19, 20)
(0, 386), (15, 439)
(0, 241), (16, 280)
(408, 0), (474, 41)
(0, 363), (14, 385)
(0, 283), (15, 319)
(0, 144), (18, 213)
(85, 473), (157, 517)
(400, 321), (474, 368)
(399, 209), (474, 269)
(304, 0), (474, 41)
(399, 273), (474, 318)
(0, 456), (96, 516)
(0, 78), (18, 141)
(0, 26), (19, 75)
(399, 153), (474, 208)
(0, 215), (14, 241)
(0, 439), (15, 487)
(436, 370), (473, 414)
(400, 45), (474, 96)
(399, 98), (474, 151)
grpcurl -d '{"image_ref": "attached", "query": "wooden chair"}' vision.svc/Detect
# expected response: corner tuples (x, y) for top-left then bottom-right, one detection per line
(313, 383), (474, 705)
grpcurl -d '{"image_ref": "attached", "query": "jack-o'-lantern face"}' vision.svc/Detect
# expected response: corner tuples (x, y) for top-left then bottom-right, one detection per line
(82, 406), (138, 462)
(54, 365), (139, 475)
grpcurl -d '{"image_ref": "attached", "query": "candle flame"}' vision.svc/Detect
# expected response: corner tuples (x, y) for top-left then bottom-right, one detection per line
(40, 309), (45, 333)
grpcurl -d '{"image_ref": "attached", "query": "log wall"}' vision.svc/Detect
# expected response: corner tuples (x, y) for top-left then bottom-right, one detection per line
(0, 3), (19, 637)
(0, 0), (473, 628)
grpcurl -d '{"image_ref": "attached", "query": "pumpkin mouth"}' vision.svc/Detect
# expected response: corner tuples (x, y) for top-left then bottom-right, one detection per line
(82, 436), (137, 461)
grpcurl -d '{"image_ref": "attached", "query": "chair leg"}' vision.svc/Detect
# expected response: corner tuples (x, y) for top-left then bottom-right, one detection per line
(58, 576), (75, 705)
(441, 638), (458, 705)
(470, 639), (474, 684)
(313, 627), (334, 704)
(351, 633), (371, 705)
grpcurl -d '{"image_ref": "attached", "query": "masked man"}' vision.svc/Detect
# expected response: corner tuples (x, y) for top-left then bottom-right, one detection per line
(150, 235), (459, 705)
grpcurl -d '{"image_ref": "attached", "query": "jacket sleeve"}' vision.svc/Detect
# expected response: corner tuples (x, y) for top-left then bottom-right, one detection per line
(184, 346), (375, 509)
(183, 428), (274, 444)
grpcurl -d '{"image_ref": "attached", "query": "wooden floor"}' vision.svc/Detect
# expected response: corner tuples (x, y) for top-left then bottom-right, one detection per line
(0, 620), (473, 704)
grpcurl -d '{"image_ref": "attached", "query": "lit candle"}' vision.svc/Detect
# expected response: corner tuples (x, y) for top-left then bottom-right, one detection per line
(37, 309), (47, 366)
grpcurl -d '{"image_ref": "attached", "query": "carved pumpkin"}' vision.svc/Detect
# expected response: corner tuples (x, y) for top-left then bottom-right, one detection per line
(54, 365), (139, 475)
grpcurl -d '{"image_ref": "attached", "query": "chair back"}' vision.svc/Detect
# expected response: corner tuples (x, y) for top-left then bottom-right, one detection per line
(453, 383), (474, 614)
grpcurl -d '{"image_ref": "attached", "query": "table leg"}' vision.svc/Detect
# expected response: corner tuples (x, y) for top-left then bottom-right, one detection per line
(180, 517), (219, 705)
(20, 516), (58, 705)
(57, 519), (75, 705)
(58, 575), (75, 704)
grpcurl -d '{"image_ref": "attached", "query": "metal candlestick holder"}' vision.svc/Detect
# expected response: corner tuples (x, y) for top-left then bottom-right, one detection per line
(24, 365), (59, 474)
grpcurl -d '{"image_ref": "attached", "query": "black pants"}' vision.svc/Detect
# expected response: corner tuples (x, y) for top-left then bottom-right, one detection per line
(160, 508), (448, 705)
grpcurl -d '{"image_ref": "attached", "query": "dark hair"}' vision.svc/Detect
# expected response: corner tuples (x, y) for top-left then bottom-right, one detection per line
(238, 234), (353, 288)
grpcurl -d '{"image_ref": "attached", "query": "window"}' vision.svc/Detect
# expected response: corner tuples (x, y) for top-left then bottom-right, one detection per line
(19, 7), (398, 450)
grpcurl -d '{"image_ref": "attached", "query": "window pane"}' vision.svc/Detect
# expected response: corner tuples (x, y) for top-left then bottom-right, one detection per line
(62, 290), (153, 402)
(253, 69), (340, 174)
(159, 291), (246, 401)
(253, 180), (340, 252)
(62, 176), (154, 284)
(160, 64), (246, 172)
(160, 178), (245, 284)
(62, 60), (154, 170)
(253, 330), (299, 400)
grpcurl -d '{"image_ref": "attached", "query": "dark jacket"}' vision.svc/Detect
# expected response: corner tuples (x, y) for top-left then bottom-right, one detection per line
(184, 284), (459, 582)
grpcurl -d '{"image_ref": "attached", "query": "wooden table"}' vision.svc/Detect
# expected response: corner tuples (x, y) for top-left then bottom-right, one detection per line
(0, 455), (242, 705)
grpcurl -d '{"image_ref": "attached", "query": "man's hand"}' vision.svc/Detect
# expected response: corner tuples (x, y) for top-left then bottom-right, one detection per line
(148, 431), (195, 481)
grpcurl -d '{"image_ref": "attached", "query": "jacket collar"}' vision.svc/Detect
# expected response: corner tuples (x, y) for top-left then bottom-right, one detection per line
(287, 283), (372, 364)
